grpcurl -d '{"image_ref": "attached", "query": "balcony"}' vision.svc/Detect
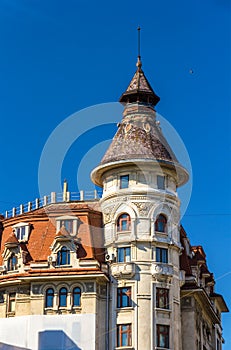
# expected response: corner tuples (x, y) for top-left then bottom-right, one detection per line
(151, 263), (174, 277)
(111, 262), (135, 278)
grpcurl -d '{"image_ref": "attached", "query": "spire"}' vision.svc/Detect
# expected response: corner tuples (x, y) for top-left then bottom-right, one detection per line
(119, 27), (160, 106)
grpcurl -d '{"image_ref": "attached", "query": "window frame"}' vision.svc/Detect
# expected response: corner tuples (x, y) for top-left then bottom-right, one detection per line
(56, 216), (78, 235)
(59, 287), (68, 308)
(156, 247), (168, 263)
(117, 247), (131, 263)
(8, 292), (16, 314)
(57, 246), (70, 266)
(7, 253), (18, 271)
(45, 288), (54, 308)
(157, 175), (165, 190)
(156, 288), (169, 309)
(117, 213), (131, 232)
(117, 287), (132, 308)
(73, 287), (81, 307)
(120, 174), (129, 189)
(155, 214), (167, 233)
(117, 323), (132, 347)
(12, 222), (30, 242)
(156, 324), (169, 348)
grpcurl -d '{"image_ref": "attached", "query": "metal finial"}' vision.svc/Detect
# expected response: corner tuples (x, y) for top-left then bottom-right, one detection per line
(136, 26), (142, 69)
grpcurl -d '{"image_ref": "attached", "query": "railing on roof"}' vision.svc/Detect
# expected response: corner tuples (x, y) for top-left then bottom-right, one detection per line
(3, 190), (103, 219)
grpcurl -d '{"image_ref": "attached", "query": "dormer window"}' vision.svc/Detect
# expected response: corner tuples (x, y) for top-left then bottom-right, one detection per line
(57, 246), (70, 266)
(155, 214), (167, 233)
(7, 253), (18, 271)
(56, 216), (78, 235)
(120, 175), (129, 189)
(12, 223), (30, 242)
(60, 220), (73, 233)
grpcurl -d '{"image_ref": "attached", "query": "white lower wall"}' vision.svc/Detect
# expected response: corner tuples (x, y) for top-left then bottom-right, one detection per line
(0, 314), (96, 350)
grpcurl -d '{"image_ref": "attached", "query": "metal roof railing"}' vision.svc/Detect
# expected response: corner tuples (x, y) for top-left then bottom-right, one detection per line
(3, 190), (102, 219)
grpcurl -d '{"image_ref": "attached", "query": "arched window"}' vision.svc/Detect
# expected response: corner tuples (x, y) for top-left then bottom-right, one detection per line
(7, 253), (18, 271)
(73, 287), (81, 307)
(45, 288), (54, 308)
(59, 287), (68, 307)
(57, 246), (70, 266)
(117, 214), (131, 232)
(155, 214), (167, 233)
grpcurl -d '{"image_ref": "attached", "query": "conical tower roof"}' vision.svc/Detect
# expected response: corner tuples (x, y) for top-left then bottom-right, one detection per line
(91, 57), (189, 187)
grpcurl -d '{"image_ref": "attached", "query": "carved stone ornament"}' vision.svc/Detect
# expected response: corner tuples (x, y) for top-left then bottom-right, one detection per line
(103, 206), (115, 224)
(133, 202), (152, 216)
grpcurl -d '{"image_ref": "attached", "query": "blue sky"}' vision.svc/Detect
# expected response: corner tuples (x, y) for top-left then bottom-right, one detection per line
(0, 0), (230, 346)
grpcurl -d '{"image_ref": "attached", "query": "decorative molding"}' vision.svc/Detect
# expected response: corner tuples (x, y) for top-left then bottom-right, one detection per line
(132, 202), (152, 216)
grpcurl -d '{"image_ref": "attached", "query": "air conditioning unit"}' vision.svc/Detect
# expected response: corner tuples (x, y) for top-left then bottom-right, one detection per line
(105, 253), (115, 262)
(0, 265), (6, 272)
(48, 255), (56, 263)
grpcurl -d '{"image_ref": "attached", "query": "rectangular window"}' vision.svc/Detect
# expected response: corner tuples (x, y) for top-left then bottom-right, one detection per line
(156, 247), (168, 263)
(118, 247), (131, 263)
(157, 175), (165, 190)
(156, 288), (169, 309)
(15, 226), (26, 241)
(117, 287), (132, 308)
(117, 324), (132, 347)
(156, 324), (169, 348)
(60, 220), (73, 233)
(8, 292), (16, 313)
(120, 175), (129, 189)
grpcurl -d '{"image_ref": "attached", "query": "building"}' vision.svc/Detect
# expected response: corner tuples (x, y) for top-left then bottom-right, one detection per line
(0, 55), (228, 350)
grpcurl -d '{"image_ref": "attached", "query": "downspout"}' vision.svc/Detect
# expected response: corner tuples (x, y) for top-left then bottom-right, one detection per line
(106, 279), (110, 350)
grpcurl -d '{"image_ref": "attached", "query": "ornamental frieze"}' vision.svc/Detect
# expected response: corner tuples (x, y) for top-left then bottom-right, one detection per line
(132, 202), (152, 216)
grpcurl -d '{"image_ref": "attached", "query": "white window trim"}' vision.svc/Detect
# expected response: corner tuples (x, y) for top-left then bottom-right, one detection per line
(12, 222), (30, 242)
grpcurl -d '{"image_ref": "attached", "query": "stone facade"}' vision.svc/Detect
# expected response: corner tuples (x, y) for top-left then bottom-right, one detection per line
(0, 56), (228, 350)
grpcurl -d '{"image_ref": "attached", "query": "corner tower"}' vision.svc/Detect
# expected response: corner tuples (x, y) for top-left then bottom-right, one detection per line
(91, 56), (189, 350)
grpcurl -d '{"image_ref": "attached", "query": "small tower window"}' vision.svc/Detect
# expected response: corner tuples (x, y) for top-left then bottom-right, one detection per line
(155, 214), (167, 233)
(73, 287), (81, 307)
(45, 288), (54, 308)
(117, 214), (131, 232)
(120, 175), (129, 189)
(156, 247), (168, 263)
(59, 287), (68, 307)
(157, 175), (165, 190)
(57, 246), (70, 266)
(7, 253), (18, 271)
(117, 247), (131, 263)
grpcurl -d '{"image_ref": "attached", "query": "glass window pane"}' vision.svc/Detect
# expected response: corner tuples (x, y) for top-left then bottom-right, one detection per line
(120, 175), (129, 189)
(73, 287), (81, 306)
(46, 288), (54, 308)
(125, 247), (131, 262)
(157, 175), (165, 190)
(59, 288), (67, 307)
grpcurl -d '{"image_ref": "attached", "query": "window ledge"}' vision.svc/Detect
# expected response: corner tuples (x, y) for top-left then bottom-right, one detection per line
(115, 347), (134, 350)
(117, 231), (131, 234)
(7, 270), (19, 274)
(116, 307), (134, 312)
(155, 308), (171, 313)
(55, 264), (72, 268)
